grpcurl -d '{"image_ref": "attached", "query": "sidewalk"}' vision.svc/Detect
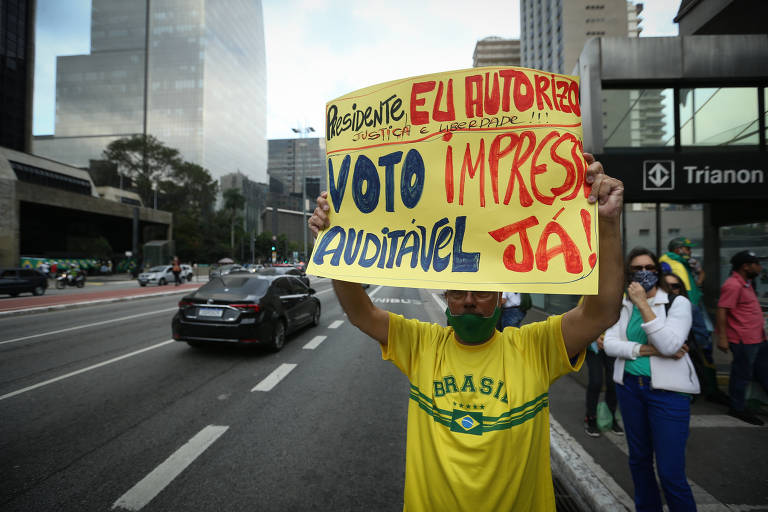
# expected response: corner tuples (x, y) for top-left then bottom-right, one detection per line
(0, 280), (202, 316)
(524, 309), (768, 511)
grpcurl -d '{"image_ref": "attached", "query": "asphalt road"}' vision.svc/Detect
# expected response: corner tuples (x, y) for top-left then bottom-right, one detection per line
(0, 280), (444, 512)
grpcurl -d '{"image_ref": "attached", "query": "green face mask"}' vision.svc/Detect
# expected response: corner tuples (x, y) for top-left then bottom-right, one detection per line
(445, 307), (501, 344)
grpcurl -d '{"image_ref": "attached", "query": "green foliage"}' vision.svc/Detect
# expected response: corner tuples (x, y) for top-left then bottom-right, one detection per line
(102, 134), (181, 207)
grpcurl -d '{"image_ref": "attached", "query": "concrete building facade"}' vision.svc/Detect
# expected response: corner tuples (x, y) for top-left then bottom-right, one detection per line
(520, 0), (631, 74)
(0, 146), (172, 267)
(33, 0), (267, 183)
(472, 36), (520, 67)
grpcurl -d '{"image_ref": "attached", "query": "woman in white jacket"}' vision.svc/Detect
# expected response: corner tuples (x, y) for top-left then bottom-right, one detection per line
(604, 247), (699, 512)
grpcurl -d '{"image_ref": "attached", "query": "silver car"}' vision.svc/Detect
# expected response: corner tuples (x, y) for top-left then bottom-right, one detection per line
(138, 265), (175, 286)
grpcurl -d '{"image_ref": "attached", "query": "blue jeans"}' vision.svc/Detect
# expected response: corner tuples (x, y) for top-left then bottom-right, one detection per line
(616, 373), (696, 512)
(729, 340), (768, 411)
(501, 307), (525, 328)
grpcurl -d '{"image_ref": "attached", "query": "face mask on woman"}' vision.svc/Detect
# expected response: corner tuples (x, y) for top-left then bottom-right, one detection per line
(632, 270), (658, 292)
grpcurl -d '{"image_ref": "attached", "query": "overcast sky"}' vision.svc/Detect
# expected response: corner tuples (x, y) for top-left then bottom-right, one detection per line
(33, 0), (681, 140)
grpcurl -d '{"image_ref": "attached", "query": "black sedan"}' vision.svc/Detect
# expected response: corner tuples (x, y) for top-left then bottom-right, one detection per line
(0, 268), (48, 297)
(172, 274), (320, 351)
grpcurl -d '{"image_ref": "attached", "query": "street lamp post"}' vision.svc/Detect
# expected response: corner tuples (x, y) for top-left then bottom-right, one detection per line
(292, 125), (315, 262)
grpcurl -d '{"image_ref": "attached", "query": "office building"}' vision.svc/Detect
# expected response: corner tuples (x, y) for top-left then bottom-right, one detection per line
(472, 36), (520, 67)
(520, 0), (630, 74)
(267, 137), (326, 212)
(33, 0), (267, 182)
(1, 0), (35, 152)
(219, 171), (268, 235)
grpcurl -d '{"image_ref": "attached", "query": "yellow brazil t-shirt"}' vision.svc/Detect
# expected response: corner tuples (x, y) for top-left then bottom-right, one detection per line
(382, 312), (583, 512)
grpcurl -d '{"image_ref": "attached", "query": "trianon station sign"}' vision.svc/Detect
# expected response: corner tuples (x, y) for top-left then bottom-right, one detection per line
(598, 151), (768, 202)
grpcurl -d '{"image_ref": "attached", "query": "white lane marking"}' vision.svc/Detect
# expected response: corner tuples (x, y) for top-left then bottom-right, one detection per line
(0, 307), (178, 346)
(251, 363), (297, 392)
(303, 335), (327, 350)
(328, 320), (344, 329)
(0, 340), (176, 402)
(431, 292), (447, 311)
(368, 285), (383, 297)
(112, 425), (229, 511)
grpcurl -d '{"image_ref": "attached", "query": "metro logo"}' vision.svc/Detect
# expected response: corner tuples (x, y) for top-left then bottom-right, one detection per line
(643, 160), (674, 190)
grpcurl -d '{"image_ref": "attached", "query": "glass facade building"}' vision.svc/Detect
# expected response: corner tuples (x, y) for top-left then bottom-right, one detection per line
(33, 0), (267, 183)
(267, 137), (326, 211)
(1, 0), (35, 152)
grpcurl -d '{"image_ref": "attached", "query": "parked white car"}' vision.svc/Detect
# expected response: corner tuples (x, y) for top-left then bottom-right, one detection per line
(180, 264), (194, 281)
(138, 265), (175, 286)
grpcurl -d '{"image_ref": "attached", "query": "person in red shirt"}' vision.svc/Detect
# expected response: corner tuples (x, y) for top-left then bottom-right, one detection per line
(717, 250), (768, 426)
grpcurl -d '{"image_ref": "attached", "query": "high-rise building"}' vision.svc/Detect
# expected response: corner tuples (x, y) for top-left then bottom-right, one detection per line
(33, 0), (267, 182)
(267, 137), (326, 212)
(520, 0), (630, 74)
(220, 171), (268, 235)
(472, 37), (520, 67)
(1, 0), (35, 152)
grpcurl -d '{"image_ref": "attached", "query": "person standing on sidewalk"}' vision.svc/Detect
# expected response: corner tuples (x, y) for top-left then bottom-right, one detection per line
(171, 256), (182, 286)
(604, 247), (699, 512)
(717, 250), (768, 426)
(583, 332), (623, 437)
(499, 292), (530, 328)
(660, 236), (726, 405)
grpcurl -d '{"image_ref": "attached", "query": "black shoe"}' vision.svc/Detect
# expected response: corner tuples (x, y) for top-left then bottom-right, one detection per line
(611, 420), (624, 435)
(584, 417), (600, 437)
(705, 390), (731, 407)
(728, 408), (765, 426)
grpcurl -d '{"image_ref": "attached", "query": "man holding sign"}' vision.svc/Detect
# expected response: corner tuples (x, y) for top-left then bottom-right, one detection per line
(308, 151), (623, 510)
(309, 67), (623, 510)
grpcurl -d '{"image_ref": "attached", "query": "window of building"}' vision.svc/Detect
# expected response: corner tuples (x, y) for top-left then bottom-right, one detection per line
(679, 87), (759, 146)
(603, 88), (673, 148)
(764, 88), (767, 143)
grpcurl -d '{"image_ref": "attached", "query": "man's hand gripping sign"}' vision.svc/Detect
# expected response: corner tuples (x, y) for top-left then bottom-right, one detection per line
(308, 66), (599, 294)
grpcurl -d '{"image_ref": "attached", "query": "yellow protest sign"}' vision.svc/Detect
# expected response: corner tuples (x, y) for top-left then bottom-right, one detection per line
(307, 66), (597, 294)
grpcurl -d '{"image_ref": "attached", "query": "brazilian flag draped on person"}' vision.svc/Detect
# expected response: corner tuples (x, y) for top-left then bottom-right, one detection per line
(661, 251), (702, 306)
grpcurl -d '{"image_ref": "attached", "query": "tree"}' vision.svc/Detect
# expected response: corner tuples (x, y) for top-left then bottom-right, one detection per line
(163, 161), (218, 218)
(223, 188), (245, 252)
(103, 134), (181, 207)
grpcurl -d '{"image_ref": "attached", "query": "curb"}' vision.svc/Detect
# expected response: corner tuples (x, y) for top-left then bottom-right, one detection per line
(0, 288), (192, 318)
(550, 416), (633, 511)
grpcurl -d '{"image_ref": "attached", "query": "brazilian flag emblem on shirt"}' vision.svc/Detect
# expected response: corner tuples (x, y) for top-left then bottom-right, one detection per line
(451, 409), (483, 435)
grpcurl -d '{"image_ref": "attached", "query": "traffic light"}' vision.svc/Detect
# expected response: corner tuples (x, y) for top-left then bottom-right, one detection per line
(271, 245), (276, 251)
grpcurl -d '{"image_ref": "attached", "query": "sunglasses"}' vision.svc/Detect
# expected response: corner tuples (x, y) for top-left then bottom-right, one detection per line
(629, 264), (657, 272)
(667, 282), (683, 290)
(445, 290), (497, 301)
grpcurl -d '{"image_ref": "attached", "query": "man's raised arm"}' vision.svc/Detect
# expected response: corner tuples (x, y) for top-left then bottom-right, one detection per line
(308, 192), (390, 347)
(561, 154), (624, 358)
